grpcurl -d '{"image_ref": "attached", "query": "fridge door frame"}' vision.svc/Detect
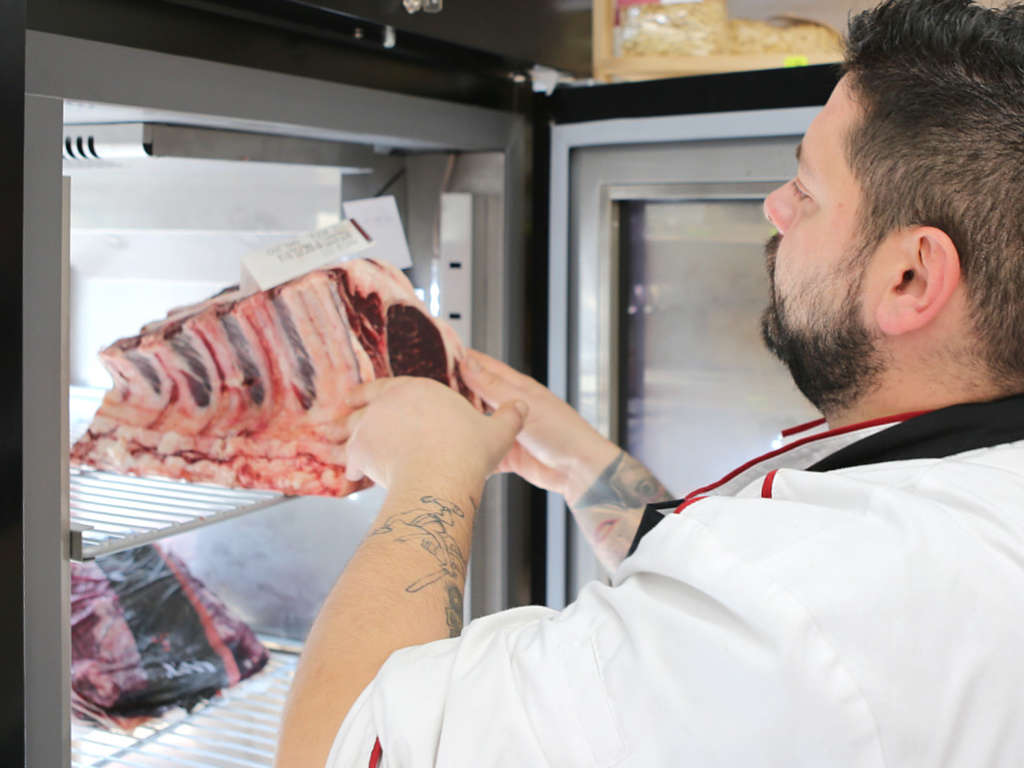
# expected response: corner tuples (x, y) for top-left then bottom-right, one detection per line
(546, 103), (825, 607)
(24, 31), (531, 768)
(26, 0), (533, 110)
(23, 92), (71, 768)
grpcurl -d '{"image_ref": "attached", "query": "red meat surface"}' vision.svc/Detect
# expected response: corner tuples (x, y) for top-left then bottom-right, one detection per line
(71, 259), (478, 496)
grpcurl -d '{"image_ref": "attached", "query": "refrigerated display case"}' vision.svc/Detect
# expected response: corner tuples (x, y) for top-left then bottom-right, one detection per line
(541, 75), (837, 601)
(22, 28), (533, 767)
(9, 4), (837, 764)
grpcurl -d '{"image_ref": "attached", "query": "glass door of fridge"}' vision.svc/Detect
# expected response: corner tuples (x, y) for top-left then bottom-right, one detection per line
(616, 195), (819, 502)
(549, 116), (824, 602)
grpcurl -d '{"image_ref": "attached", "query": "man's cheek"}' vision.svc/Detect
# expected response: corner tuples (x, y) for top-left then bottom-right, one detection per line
(772, 252), (796, 299)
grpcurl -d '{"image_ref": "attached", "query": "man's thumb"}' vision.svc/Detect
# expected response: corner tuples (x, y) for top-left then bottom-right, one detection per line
(490, 399), (529, 440)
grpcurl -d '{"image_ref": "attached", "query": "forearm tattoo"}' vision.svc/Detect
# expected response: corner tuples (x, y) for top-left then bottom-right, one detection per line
(444, 584), (464, 638)
(573, 451), (671, 571)
(371, 495), (474, 637)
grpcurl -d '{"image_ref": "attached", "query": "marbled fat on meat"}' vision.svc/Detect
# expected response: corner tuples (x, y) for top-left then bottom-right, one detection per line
(71, 259), (479, 496)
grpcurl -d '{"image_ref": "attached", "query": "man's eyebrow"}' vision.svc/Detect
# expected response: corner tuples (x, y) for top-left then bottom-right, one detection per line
(795, 141), (803, 163)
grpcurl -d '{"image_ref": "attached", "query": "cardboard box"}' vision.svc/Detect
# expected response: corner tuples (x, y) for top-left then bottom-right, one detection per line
(593, 0), (855, 82)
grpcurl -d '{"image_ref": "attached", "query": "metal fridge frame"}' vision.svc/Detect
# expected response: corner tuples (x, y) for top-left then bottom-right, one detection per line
(23, 30), (530, 768)
(545, 106), (821, 607)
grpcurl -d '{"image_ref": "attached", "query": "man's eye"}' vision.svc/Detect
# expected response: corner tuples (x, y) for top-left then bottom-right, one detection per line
(792, 180), (810, 201)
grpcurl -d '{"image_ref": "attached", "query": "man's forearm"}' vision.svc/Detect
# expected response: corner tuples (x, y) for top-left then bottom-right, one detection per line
(275, 480), (481, 768)
(569, 451), (672, 573)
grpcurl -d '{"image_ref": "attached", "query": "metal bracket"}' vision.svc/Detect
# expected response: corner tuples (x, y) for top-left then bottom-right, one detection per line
(68, 521), (93, 562)
(439, 193), (474, 346)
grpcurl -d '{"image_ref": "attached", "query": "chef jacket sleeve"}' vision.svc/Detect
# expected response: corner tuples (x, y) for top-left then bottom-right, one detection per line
(324, 605), (569, 768)
(326, 487), (894, 767)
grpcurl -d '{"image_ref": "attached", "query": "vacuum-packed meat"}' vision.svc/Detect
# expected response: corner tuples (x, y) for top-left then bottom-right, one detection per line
(71, 544), (269, 731)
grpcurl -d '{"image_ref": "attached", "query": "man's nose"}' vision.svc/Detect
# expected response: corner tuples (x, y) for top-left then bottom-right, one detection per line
(763, 185), (792, 235)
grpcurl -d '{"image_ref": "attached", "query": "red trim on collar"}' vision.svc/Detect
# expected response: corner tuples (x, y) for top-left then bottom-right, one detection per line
(684, 410), (929, 500)
(760, 469), (778, 498)
(674, 495), (708, 514)
(369, 737), (383, 768)
(780, 417), (827, 438)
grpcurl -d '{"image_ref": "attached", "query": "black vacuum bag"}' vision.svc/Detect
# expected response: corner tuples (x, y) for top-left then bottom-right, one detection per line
(71, 544), (269, 730)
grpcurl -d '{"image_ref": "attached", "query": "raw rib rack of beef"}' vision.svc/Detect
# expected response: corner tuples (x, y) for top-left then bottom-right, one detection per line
(71, 259), (479, 496)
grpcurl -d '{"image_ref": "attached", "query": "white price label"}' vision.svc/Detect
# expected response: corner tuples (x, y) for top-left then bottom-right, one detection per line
(239, 220), (372, 293)
(342, 195), (414, 270)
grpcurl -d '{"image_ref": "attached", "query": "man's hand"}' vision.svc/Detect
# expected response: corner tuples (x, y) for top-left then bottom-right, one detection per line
(276, 377), (527, 768)
(460, 350), (672, 573)
(341, 376), (528, 492)
(459, 350), (621, 504)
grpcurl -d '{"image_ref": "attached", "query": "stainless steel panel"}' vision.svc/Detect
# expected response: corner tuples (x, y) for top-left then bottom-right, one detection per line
(618, 198), (820, 495)
(569, 140), (806, 598)
(592, 181), (781, 450)
(465, 137), (534, 613)
(468, 189), (511, 617)
(23, 93), (71, 768)
(142, 124), (380, 169)
(550, 110), (819, 605)
(28, 31), (519, 153)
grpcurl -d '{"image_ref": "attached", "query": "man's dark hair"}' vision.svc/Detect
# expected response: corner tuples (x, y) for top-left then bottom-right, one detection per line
(843, 0), (1024, 388)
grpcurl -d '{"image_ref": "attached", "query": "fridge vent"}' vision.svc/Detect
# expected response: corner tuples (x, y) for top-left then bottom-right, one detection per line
(62, 122), (381, 170)
(69, 467), (285, 561)
(71, 649), (297, 767)
(63, 123), (151, 161)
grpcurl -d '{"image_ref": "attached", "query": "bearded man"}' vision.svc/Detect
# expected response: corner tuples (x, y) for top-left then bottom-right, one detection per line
(277, 1), (1024, 765)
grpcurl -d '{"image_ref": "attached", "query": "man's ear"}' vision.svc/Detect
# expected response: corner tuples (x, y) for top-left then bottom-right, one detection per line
(874, 226), (961, 337)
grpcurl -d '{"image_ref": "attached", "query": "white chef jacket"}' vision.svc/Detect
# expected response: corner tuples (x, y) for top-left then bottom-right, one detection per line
(326, 407), (1024, 767)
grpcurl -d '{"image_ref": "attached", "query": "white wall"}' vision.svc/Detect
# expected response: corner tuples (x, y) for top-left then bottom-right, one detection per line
(66, 157), (343, 388)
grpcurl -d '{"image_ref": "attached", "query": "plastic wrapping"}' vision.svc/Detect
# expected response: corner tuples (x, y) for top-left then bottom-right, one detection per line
(727, 17), (842, 55)
(618, 0), (729, 57)
(615, 0), (841, 59)
(71, 544), (269, 731)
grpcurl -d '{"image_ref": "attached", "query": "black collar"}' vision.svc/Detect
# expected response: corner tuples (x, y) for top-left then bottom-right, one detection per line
(626, 393), (1024, 557)
(807, 393), (1024, 472)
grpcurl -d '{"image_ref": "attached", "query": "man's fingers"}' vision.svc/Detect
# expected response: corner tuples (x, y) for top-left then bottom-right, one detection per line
(494, 445), (520, 476)
(466, 349), (531, 383)
(494, 441), (567, 492)
(338, 410), (367, 482)
(344, 457), (365, 483)
(343, 378), (394, 410)
(487, 399), (529, 449)
(336, 407), (365, 444)
(460, 352), (529, 408)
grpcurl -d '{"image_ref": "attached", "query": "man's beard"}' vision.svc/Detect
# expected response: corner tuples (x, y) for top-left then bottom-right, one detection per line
(760, 233), (884, 418)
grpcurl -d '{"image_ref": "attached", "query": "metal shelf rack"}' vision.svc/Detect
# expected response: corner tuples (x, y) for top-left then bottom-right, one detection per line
(71, 649), (297, 768)
(70, 467), (285, 561)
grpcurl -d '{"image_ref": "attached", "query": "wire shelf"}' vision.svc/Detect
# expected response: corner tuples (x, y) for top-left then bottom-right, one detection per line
(71, 649), (297, 768)
(70, 467), (285, 561)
